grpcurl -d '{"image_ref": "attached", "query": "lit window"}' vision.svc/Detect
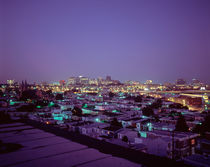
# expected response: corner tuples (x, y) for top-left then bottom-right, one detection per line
(191, 139), (195, 145)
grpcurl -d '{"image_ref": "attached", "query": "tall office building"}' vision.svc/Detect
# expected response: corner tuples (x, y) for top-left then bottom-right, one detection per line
(176, 79), (186, 85)
(145, 80), (153, 84)
(192, 78), (201, 86)
(59, 80), (66, 87)
(7, 80), (14, 86)
(68, 77), (77, 85)
(106, 76), (111, 81)
(97, 77), (103, 85)
(80, 77), (89, 85)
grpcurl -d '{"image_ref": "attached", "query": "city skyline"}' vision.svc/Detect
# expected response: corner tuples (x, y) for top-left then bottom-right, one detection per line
(1, 76), (208, 85)
(1, 0), (210, 83)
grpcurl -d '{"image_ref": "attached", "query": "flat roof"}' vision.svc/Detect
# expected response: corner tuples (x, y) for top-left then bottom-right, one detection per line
(0, 122), (141, 167)
(149, 130), (199, 139)
(103, 126), (122, 132)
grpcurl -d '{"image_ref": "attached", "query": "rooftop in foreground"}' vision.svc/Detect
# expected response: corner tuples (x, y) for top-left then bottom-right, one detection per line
(0, 122), (141, 167)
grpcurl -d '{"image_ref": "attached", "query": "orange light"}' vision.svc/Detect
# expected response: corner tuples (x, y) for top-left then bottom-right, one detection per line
(191, 139), (195, 145)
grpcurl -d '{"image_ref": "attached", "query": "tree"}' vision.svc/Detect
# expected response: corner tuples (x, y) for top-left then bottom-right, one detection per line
(194, 114), (210, 135)
(16, 104), (35, 112)
(175, 115), (189, 132)
(161, 109), (166, 113)
(122, 136), (128, 143)
(87, 92), (97, 96)
(138, 104), (142, 107)
(153, 115), (160, 122)
(46, 90), (54, 98)
(55, 93), (63, 100)
(0, 90), (3, 97)
(134, 95), (142, 103)
(71, 88), (79, 93)
(151, 99), (162, 109)
(156, 99), (162, 104)
(14, 88), (20, 96)
(109, 92), (115, 98)
(53, 103), (60, 109)
(20, 90), (38, 101)
(46, 90), (52, 94)
(125, 95), (132, 100)
(110, 118), (122, 127)
(142, 106), (154, 117)
(35, 100), (49, 107)
(170, 110), (179, 116)
(169, 103), (188, 110)
(182, 106), (189, 110)
(201, 114), (210, 133)
(72, 106), (82, 116)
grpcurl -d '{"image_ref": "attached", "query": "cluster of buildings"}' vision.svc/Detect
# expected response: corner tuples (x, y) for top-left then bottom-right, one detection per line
(67, 76), (120, 86)
(1, 77), (210, 165)
(3, 77), (210, 111)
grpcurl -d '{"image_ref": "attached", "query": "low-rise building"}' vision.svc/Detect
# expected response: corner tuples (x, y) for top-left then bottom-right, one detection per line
(135, 130), (199, 159)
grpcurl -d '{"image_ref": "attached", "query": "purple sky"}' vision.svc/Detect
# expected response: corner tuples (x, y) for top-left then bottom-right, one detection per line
(1, 0), (210, 84)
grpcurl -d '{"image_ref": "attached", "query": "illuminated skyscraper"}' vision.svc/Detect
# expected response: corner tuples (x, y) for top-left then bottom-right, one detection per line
(59, 80), (66, 87)
(145, 80), (153, 84)
(68, 77), (77, 85)
(7, 80), (14, 86)
(80, 77), (89, 85)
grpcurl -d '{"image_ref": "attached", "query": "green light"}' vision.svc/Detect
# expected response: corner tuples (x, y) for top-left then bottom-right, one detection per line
(205, 105), (208, 110)
(147, 123), (152, 131)
(139, 131), (147, 138)
(10, 101), (15, 105)
(82, 108), (92, 114)
(36, 106), (41, 109)
(77, 97), (84, 100)
(112, 110), (119, 113)
(95, 118), (100, 122)
(53, 116), (63, 121)
(83, 104), (88, 108)
(48, 102), (55, 107)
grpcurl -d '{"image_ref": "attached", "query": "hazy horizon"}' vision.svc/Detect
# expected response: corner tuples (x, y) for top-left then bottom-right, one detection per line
(1, 75), (208, 85)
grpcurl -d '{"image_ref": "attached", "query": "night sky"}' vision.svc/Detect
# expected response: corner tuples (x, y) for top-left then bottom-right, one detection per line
(1, 0), (210, 83)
